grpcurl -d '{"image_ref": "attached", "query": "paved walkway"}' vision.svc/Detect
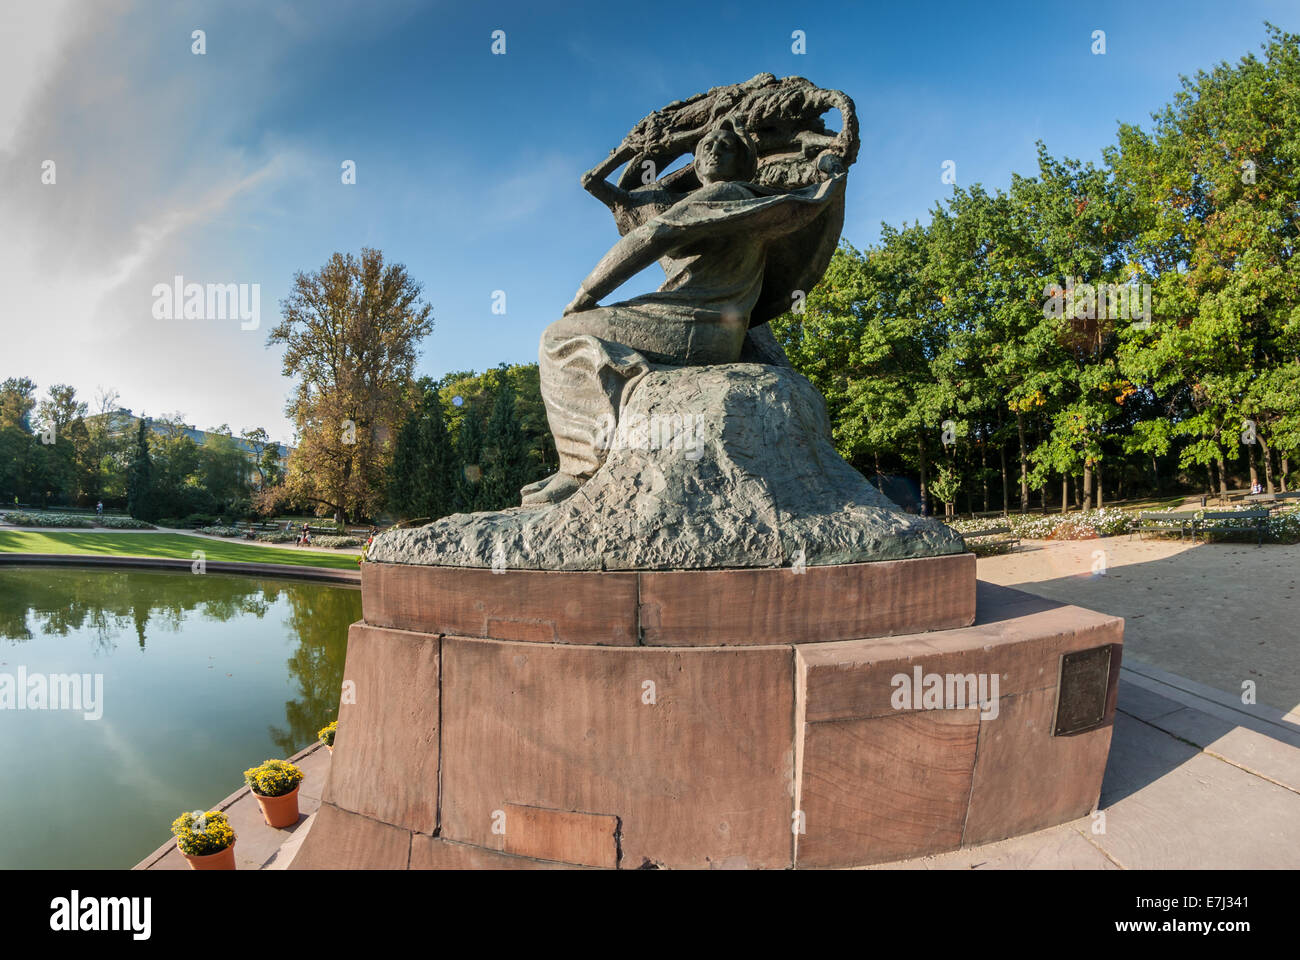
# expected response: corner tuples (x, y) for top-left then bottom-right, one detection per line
(977, 537), (1300, 718)
(871, 661), (1300, 868)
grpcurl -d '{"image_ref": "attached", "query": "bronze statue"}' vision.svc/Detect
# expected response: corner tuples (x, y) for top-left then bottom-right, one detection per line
(371, 74), (964, 570)
(524, 74), (860, 505)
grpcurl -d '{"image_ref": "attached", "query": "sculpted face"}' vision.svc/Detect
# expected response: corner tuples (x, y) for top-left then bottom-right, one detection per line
(695, 130), (747, 184)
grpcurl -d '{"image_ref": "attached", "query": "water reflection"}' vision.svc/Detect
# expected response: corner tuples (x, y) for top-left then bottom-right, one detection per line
(0, 566), (277, 650)
(0, 565), (360, 868)
(269, 584), (357, 755)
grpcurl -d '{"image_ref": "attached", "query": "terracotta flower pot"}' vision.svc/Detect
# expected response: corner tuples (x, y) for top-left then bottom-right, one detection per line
(180, 842), (236, 870)
(252, 784), (300, 828)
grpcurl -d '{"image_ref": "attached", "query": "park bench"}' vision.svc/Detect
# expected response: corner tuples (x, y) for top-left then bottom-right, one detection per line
(1217, 488), (1252, 506)
(1194, 509), (1269, 546)
(961, 526), (1020, 554)
(1258, 490), (1300, 511)
(1135, 511), (1198, 541)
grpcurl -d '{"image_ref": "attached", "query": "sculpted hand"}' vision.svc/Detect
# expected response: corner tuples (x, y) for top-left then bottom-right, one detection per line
(817, 152), (845, 179)
(563, 288), (597, 316)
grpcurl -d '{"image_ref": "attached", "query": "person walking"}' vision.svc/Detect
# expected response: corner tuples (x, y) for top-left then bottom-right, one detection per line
(95, 501), (103, 520)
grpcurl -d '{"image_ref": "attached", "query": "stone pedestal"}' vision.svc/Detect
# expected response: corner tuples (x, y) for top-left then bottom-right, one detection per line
(290, 558), (1123, 869)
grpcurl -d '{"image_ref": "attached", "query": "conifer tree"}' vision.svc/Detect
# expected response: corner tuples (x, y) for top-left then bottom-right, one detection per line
(126, 418), (156, 521)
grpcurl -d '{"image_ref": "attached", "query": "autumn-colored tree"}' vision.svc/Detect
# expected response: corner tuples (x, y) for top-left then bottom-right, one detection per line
(269, 248), (433, 523)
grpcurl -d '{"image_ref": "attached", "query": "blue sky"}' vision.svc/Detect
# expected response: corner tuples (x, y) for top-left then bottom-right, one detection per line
(1, 0), (1296, 443)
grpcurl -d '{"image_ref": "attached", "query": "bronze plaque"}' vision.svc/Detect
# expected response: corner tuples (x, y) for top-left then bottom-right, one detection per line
(1053, 645), (1112, 736)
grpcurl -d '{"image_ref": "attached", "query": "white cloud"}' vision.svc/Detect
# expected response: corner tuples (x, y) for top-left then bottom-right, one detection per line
(0, 0), (85, 155)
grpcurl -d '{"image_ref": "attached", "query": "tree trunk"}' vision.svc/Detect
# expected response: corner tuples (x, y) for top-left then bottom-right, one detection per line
(1246, 441), (1258, 490)
(998, 416), (1009, 514)
(1082, 460), (1093, 511)
(1150, 453), (1159, 494)
(1282, 457), (1290, 493)
(917, 435), (929, 516)
(1016, 412), (1029, 511)
(1061, 476), (1068, 514)
(1037, 416), (1047, 511)
(1216, 455), (1229, 496)
(980, 430), (989, 513)
(1096, 461), (1104, 509)
(1260, 433), (1275, 494)
(1209, 459), (1218, 498)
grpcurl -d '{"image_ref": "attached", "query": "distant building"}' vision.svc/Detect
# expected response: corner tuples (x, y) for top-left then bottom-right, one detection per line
(93, 408), (292, 470)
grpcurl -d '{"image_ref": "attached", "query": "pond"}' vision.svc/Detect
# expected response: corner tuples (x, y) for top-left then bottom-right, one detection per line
(0, 565), (360, 869)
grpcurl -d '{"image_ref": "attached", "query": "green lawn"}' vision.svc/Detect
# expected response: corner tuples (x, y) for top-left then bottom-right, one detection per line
(0, 531), (360, 570)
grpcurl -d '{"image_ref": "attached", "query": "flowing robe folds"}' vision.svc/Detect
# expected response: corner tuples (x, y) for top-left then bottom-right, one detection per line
(540, 173), (846, 480)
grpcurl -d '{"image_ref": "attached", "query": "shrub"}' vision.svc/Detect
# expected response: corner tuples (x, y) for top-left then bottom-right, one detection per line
(243, 759), (304, 798)
(318, 720), (337, 747)
(945, 508), (1137, 542)
(170, 810), (235, 856)
(310, 535), (363, 548)
(1, 511), (95, 528)
(98, 516), (154, 529)
(198, 525), (245, 537)
(945, 504), (1300, 546)
(1197, 503), (1300, 544)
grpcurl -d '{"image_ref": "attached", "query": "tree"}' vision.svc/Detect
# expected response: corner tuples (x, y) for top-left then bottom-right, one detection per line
(268, 248), (434, 523)
(1111, 23), (1300, 495)
(479, 366), (532, 510)
(387, 378), (458, 521)
(455, 404), (486, 513)
(0, 377), (37, 431)
(439, 364), (556, 484)
(84, 388), (128, 506)
(199, 425), (252, 512)
(241, 427), (283, 491)
(126, 419), (156, 521)
(28, 383), (85, 506)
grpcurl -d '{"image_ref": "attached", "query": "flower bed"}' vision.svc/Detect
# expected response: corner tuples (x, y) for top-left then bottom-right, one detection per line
(312, 535), (364, 548)
(251, 531), (363, 548)
(97, 516), (154, 529)
(1, 511), (95, 528)
(1197, 503), (1300, 544)
(945, 504), (1300, 546)
(945, 508), (1137, 542)
(197, 525), (246, 538)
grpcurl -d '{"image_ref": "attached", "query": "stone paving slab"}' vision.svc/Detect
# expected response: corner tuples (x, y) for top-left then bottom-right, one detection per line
(869, 669), (1300, 870)
(1091, 749), (1300, 869)
(868, 821), (1119, 870)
